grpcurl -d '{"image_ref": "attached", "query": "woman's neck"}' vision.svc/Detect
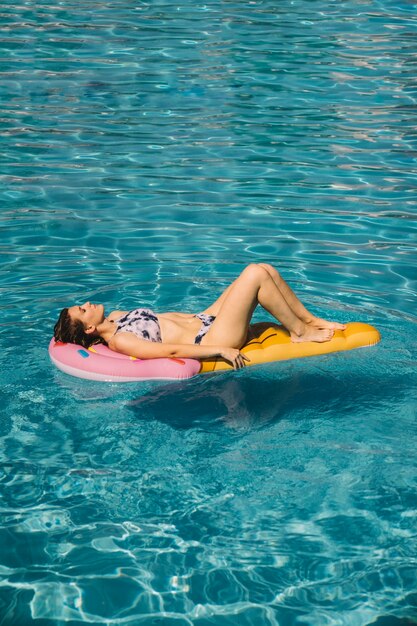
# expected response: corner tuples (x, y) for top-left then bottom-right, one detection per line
(97, 318), (118, 343)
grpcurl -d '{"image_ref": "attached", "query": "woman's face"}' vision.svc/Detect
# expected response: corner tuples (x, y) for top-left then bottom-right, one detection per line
(68, 302), (105, 330)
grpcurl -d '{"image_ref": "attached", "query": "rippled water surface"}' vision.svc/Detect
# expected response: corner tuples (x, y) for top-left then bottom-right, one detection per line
(1, 0), (417, 624)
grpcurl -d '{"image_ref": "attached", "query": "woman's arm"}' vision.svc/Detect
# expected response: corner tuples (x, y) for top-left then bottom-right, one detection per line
(109, 333), (249, 369)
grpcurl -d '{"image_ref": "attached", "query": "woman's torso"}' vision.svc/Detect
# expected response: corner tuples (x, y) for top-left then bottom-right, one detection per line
(109, 309), (201, 344)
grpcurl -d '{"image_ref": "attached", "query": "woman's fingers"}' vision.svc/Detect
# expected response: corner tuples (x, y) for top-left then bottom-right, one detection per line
(220, 347), (250, 370)
(234, 352), (250, 369)
(239, 353), (250, 366)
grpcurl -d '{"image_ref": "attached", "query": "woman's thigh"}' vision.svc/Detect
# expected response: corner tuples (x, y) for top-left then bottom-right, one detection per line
(201, 265), (265, 347)
(200, 281), (236, 316)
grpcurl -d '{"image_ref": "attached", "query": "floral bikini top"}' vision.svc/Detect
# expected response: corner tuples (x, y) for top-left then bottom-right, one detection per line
(114, 309), (161, 343)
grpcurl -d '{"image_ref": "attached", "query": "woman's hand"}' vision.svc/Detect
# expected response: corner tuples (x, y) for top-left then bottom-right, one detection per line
(219, 347), (250, 370)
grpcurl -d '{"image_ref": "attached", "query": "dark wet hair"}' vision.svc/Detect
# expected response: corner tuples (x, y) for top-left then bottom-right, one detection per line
(53, 308), (106, 348)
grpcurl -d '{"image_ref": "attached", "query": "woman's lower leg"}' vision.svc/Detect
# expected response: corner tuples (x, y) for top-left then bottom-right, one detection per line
(258, 263), (346, 331)
(254, 266), (334, 342)
(258, 263), (313, 322)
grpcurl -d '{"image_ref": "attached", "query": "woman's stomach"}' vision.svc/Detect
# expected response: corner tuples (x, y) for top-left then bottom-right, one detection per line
(158, 312), (201, 344)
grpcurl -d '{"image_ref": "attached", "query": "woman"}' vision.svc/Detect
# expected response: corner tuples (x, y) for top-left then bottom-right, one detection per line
(53, 263), (345, 369)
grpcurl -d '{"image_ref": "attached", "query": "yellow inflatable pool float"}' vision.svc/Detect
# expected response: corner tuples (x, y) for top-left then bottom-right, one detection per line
(199, 322), (380, 373)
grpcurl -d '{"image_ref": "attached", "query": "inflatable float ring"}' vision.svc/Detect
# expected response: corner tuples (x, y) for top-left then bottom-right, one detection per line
(49, 322), (380, 382)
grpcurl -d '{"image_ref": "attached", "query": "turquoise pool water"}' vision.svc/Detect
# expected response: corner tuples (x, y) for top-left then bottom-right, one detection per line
(1, 0), (417, 624)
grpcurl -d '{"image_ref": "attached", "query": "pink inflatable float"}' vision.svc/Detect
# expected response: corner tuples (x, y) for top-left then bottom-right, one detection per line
(48, 339), (201, 382)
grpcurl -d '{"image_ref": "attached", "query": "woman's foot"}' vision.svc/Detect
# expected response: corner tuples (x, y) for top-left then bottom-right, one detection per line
(306, 316), (346, 331)
(290, 325), (334, 343)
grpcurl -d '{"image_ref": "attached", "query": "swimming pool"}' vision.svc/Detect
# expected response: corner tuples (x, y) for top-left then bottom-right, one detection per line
(1, 0), (416, 623)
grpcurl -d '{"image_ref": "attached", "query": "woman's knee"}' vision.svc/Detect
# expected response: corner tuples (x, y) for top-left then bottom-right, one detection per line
(258, 263), (281, 280)
(241, 263), (270, 283)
